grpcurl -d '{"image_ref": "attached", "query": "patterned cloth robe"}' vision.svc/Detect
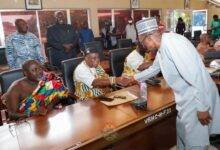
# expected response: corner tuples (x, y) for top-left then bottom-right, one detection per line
(74, 65), (110, 100)
(18, 73), (68, 117)
(123, 50), (153, 76)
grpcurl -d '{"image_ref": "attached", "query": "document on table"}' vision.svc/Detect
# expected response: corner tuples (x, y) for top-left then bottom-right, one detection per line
(100, 90), (138, 106)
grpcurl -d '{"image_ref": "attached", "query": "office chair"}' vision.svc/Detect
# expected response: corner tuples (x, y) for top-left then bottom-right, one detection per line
(204, 51), (220, 60)
(194, 30), (202, 41)
(0, 48), (7, 65)
(184, 31), (191, 40)
(109, 48), (132, 77)
(204, 50), (220, 70)
(0, 69), (24, 94)
(61, 57), (84, 94)
(0, 68), (24, 125)
(94, 37), (104, 48)
(84, 41), (105, 60)
(117, 39), (132, 49)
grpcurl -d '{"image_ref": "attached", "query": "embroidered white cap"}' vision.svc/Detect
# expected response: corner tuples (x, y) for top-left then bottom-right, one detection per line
(136, 17), (158, 35)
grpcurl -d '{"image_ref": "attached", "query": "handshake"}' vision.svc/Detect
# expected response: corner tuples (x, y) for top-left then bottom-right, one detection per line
(115, 76), (137, 87)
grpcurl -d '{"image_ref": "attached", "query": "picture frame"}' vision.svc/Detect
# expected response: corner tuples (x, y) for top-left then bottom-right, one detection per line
(130, 0), (139, 9)
(25, 0), (42, 10)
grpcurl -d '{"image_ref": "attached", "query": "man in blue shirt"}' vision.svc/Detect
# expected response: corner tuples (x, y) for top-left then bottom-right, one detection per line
(5, 19), (45, 69)
(79, 21), (94, 50)
(47, 11), (79, 69)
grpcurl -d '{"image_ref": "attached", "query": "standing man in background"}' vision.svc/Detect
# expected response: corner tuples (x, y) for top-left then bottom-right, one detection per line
(47, 11), (79, 69)
(5, 19), (45, 69)
(176, 17), (186, 35)
(79, 21), (94, 50)
(125, 17), (137, 45)
(210, 15), (220, 41)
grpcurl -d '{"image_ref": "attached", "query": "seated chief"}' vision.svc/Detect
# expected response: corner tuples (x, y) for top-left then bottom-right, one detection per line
(74, 48), (128, 99)
(1, 60), (69, 120)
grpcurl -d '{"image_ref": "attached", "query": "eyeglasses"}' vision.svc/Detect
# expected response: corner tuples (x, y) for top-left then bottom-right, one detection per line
(140, 35), (147, 45)
(139, 35), (148, 48)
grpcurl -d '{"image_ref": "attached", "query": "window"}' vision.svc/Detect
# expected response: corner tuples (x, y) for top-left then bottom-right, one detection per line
(0, 14), (5, 47)
(38, 10), (67, 42)
(70, 9), (89, 30)
(98, 9), (112, 35)
(166, 9), (193, 32)
(97, 9), (160, 35)
(0, 9), (90, 47)
(0, 11), (39, 47)
(150, 10), (160, 17)
(114, 10), (131, 34)
(133, 9), (149, 23)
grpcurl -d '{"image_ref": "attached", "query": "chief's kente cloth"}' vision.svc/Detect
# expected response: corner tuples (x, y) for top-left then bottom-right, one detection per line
(18, 73), (68, 116)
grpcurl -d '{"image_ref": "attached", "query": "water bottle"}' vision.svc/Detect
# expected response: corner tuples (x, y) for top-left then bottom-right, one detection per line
(132, 81), (147, 109)
(140, 81), (147, 102)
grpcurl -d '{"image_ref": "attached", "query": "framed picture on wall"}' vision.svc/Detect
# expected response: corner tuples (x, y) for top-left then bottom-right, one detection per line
(25, 0), (42, 10)
(130, 0), (139, 9)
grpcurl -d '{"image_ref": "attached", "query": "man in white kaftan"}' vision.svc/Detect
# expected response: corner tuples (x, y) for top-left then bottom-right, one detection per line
(133, 18), (220, 149)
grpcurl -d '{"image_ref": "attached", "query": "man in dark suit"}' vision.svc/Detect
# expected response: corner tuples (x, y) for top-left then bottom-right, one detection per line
(47, 11), (79, 69)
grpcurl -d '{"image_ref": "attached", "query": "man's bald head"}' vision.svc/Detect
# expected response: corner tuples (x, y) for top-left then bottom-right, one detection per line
(22, 60), (39, 72)
(22, 60), (43, 82)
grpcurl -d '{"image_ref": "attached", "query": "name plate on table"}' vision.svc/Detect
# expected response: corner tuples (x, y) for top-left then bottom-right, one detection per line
(100, 91), (138, 106)
(144, 107), (173, 125)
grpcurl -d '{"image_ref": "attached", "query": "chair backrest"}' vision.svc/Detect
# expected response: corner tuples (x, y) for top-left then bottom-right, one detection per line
(94, 37), (104, 47)
(84, 41), (104, 60)
(117, 39), (132, 49)
(184, 31), (191, 40)
(0, 69), (24, 94)
(110, 48), (132, 77)
(194, 30), (202, 40)
(0, 48), (7, 65)
(61, 57), (84, 93)
(204, 51), (220, 60)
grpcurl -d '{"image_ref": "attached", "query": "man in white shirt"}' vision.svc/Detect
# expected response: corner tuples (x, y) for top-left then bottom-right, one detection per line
(123, 46), (152, 76)
(125, 18), (137, 44)
(127, 18), (220, 149)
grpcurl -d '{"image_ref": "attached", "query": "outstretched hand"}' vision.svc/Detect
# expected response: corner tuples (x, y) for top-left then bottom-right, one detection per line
(116, 76), (136, 87)
(138, 61), (152, 71)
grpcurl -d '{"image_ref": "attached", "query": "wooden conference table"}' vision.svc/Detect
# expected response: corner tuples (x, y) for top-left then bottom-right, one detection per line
(0, 79), (176, 150)
(1, 77), (220, 150)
